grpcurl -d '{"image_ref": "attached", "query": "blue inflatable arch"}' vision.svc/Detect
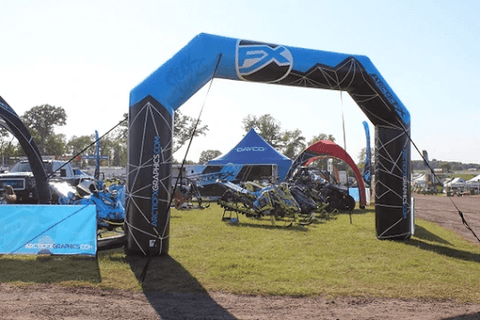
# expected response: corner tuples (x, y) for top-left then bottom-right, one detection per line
(127, 33), (412, 255)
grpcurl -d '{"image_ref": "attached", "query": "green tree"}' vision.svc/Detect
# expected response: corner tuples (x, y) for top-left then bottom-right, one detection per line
(439, 162), (451, 173)
(357, 147), (375, 170)
(307, 133), (336, 145)
(107, 114), (129, 167)
(115, 113), (128, 144)
(67, 135), (94, 156)
(21, 104), (67, 155)
(173, 110), (208, 154)
(66, 135), (94, 168)
(111, 140), (126, 167)
(0, 127), (16, 166)
(199, 150), (222, 164)
(242, 114), (283, 149)
(97, 134), (110, 166)
(357, 147), (366, 171)
(84, 111), (204, 167)
(44, 133), (67, 156)
(281, 128), (306, 159)
(242, 114), (306, 159)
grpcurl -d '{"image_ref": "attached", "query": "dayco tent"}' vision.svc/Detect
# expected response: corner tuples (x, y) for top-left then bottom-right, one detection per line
(207, 128), (293, 181)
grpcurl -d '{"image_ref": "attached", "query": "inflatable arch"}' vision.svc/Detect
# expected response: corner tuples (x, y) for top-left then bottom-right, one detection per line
(127, 33), (412, 255)
(286, 140), (367, 209)
(0, 97), (51, 203)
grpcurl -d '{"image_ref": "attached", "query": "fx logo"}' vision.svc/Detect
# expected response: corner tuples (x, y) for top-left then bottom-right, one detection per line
(236, 40), (293, 83)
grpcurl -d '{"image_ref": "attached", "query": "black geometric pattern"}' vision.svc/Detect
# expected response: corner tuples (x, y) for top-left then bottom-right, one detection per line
(277, 57), (407, 128)
(126, 97), (172, 255)
(375, 123), (412, 239)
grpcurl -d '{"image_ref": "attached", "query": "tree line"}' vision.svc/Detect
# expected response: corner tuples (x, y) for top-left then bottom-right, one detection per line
(411, 159), (478, 173)
(0, 104), (129, 167)
(199, 114), (336, 164)
(0, 104), (342, 168)
(7, 104), (471, 175)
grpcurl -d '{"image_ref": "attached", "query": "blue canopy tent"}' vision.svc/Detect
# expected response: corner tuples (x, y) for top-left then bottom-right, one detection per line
(207, 128), (293, 182)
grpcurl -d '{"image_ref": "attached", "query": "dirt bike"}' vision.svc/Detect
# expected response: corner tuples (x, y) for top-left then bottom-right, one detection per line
(288, 167), (355, 213)
(216, 179), (317, 226)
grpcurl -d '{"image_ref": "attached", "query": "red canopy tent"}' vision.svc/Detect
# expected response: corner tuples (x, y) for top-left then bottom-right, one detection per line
(288, 140), (367, 208)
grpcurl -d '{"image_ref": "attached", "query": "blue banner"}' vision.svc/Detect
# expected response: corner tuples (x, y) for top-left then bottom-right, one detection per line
(362, 121), (371, 187)
(0, 205), (97, 256)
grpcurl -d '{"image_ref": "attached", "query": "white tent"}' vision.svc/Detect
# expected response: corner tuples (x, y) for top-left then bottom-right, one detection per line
(467, 174), (480, 183)
(412, 173), (427, 188)
(444, 177), (466, 188)
(466, 175), (480, 188)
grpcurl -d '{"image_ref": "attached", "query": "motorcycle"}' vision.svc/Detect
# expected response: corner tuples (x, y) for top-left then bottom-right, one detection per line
(216, 179), (317, 226)
(288, 166), (356, 213)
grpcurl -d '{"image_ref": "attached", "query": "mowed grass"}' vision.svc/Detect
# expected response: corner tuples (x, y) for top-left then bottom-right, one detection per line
(168, 204), (480, 302)
(1, 203), (480, 303)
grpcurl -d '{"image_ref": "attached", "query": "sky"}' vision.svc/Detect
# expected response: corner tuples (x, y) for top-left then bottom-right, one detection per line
(1, 0), (479, 164)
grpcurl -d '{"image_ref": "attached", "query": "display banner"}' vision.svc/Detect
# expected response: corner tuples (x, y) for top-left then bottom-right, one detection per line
(0, 205), (97, 255)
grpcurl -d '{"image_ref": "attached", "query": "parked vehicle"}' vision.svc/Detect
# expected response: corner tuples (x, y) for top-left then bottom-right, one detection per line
(0, 159), (96, 203)
(216, 165), (356, 226)
(216, 179), (317, 226)
(288, 166), (355, 212)
(53, 177), (126, 231)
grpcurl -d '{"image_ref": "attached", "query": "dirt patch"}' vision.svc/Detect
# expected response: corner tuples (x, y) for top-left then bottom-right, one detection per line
(0, 283), (159, 320)
(414, 194), (480, 243)
(2, 194), (480, 319)
(1, 283), (480, 320)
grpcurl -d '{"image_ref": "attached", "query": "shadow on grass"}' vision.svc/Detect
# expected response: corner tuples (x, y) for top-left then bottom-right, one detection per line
(349, 207), (374, 215)
(329, 207), (373, 219)
(220, 210), (345, 231)
(227, 220), (311, 232)
(0, 255), (101, 283)
(413, 225), (452, 245)
(405, 238), (480, 263)
(126, 254), (236, 320)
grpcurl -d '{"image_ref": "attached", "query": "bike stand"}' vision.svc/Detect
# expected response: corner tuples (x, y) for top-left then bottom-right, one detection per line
(222, 209), (239, 224)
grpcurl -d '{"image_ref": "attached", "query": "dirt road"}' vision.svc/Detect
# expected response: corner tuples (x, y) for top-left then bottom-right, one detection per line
(1, 194), (480, 320)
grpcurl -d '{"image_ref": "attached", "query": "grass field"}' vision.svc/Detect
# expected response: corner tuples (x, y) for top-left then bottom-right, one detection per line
(1, 203), (480, 303)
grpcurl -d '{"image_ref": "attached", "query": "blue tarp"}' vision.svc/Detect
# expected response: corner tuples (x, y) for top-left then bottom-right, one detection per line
(207, 128), (293, 181)
(0, 205), (97, 256)
(349, 187), (371, 205)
